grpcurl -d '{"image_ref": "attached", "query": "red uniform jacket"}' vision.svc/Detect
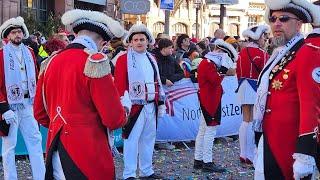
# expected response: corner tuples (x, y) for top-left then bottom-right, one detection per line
(114, 53), (163, 139)
(0, 46), (37, 136)
(262, 39), (320, 179)
(237, 47), (269, 79)
(197, 59), (223, 126)
(34, 44), (126, 179)
(305, 32), (320, 170)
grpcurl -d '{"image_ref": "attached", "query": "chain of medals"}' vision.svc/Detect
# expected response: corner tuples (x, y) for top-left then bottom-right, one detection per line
(268, 40), (304, 81)
(268, 50), (296, 80)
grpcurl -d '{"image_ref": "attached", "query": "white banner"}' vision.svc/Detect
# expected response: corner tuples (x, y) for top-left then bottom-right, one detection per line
(156, 79), (200, 141)
(216, 76), (242, 137)
(156, 77), (242, 141)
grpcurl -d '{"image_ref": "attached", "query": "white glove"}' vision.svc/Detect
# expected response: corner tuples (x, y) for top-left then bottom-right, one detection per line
(158, 105), (166, 118)
(120, 91), (132, 115)
(292, 153), (316, 180)
(2, 110), (17, 125)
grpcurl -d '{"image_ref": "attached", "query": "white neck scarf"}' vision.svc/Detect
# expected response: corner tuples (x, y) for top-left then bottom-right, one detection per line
(3, 42), (37, 109)
(72, 35), (98, 52)
(204, 52), (234, 69)
(253, 33), (304, 132)
(127, 48), (165, 105)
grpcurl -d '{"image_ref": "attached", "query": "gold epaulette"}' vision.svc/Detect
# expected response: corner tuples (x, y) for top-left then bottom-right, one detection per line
(39, 51), (59, 77)
(83, 48), (111, 78)
(306, 43), (320, 50)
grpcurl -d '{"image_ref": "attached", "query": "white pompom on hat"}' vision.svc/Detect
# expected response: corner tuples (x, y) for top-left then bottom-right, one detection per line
(61, 9), (124, 41)
(123, 24), (155, 46)
(264, 0), (320, 26)
(242, 25), (270, 41)
(0, 16), (29, 39)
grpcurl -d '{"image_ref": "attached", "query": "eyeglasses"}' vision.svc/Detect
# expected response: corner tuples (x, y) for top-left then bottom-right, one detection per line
(268, 15), (300, 23)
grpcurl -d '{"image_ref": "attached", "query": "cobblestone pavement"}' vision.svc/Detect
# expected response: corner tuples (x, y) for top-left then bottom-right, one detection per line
(0, 138), (319, 180)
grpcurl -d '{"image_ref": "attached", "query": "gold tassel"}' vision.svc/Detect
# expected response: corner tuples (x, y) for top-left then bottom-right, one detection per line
(83, 58), (111, 78)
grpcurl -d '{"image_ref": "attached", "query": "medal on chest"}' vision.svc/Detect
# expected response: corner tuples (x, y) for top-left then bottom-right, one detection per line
(272, 79), (283, 90)
(282, 69), (290, 80)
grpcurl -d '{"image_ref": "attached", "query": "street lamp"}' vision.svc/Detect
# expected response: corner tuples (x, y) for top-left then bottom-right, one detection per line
(193, 0), (202, 39)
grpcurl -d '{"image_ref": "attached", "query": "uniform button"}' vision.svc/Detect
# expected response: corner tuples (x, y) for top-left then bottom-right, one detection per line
(49, 130), (52, 133)
(64, 131), (69, 135)
(266, 109), (271, 113)
(267, 91), (271, 95)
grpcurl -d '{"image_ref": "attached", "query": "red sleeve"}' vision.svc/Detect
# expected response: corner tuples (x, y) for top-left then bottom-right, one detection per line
(0, 50), (10, 115)
(33, 73), (50, 128)
(236, 50), (244, 78)
(199, 60), (223, 85)
(89, 74), (126, 130)
(114, 54), (128, 96)
(295, 45), (320, 156)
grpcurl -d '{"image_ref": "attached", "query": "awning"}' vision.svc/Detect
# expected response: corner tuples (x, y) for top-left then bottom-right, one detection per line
(77, 0), (106, 5)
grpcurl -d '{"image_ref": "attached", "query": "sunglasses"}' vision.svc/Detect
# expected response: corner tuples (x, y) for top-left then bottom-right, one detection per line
(268, 15), (300, 23)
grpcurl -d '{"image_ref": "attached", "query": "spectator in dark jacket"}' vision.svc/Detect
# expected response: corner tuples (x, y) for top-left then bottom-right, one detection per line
(155, 38), (184, 86)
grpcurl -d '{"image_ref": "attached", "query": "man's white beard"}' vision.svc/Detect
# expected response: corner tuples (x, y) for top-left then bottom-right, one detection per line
(272, 35), (286, 47)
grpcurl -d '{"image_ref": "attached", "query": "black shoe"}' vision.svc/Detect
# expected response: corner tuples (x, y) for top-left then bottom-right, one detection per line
(124, 177), (136, 180)
(202, 162), (226, 173)
(193, 159), (203, 169)
(141, 173), (164, 179)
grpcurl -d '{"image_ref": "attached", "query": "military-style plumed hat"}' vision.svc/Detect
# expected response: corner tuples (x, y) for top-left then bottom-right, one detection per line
(61, 9), (124, 41)
(123, 24), (155, 46)
(265, 0), (320, 25)
(0, 16), (29, 39)
(214, 39), (238, 62)
(242, 25), (270, 41)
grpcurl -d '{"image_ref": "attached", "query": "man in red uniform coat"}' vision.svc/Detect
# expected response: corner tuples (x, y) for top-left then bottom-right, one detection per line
(0, 16), (45, 180)
(194, 39), (237, 173)
(33, 9), (129, 180)
(237, 25), (270, 164)
(306, 0), (320, 172)
(114, 24), (166, 180)
(254, 0), (320, 179)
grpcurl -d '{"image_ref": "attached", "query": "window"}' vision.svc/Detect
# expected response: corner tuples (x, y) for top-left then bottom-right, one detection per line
(173, 23), (187, 35)
(181, 0), (188, 9)
(153, 22), (165, 37)
(191, 23), (200, 38)
(22, 0), (48, 23)
(228, 23), (239, 36)
(248, 16), (258, 27)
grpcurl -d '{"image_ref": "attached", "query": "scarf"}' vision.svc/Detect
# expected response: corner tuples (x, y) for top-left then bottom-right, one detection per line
(72, 35), (98, 52)
(204, 52), (234, 69)
(3, 43), (37, 109)
(253, 33), (304, 132)
(127, 48), (165, 105)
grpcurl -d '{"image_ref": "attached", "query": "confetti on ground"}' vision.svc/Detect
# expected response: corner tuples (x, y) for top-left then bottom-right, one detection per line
(1, 137), (319, 180)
